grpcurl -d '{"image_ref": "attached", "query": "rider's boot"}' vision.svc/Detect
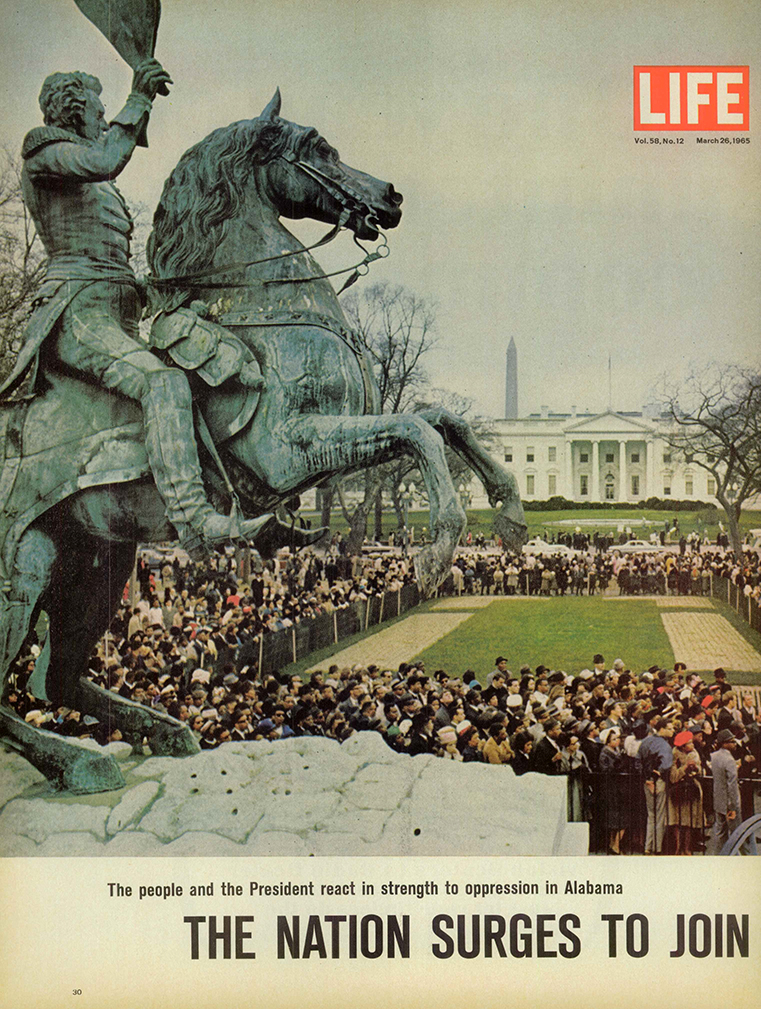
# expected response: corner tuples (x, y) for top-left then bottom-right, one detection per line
(142, 370), (273, 555)
(142, 371), (326, 556)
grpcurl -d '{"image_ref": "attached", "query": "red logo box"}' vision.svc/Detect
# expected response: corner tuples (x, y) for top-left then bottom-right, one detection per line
(634, 66), (749, 130)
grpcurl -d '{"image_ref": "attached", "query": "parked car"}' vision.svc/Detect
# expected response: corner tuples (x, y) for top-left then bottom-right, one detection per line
(607, 539), (663, 555)
(522, 537), (577, 558)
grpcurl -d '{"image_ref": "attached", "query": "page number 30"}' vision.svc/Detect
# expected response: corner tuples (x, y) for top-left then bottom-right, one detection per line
(72, 990), (82, 996)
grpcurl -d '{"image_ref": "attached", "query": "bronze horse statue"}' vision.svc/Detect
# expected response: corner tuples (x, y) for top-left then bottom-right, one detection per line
(0, 91), (526, 792)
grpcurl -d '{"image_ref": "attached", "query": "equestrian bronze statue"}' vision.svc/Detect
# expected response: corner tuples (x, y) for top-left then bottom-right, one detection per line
(0, 68), (526, 792)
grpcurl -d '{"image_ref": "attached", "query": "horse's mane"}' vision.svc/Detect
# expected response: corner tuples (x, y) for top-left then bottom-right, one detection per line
(147, 117), (287, 302)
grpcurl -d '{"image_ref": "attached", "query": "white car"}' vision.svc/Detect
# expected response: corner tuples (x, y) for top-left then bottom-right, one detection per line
(522, 537), (577, 558)
(607, 539), (663, 555)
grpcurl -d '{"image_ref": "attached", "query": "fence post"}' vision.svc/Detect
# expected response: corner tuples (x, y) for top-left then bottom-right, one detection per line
(333, 611), (338, 644)
(379, 593), (384, 625)
(258, 633), (263, 680)
(397, 588), (401, 616)
(292, 628), (297, 664)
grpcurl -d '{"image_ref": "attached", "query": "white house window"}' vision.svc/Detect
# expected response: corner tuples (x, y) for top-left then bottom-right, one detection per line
(707, 477), (716, 495)
(663, 451), (672, 463)
(579, 452), (589, 463)
(526, 474), (535, 495)
(548, 446), (557, 462)
(631, 475), (640, 496)
(580, 475), (589, 496)
(685, 478), (693, 496)
(526, 446), (535, 462)
(663, 484), (671, 496)
(604, 475), (615, 500)
(605, 452), (614, 463)
(504, 447), (513, 462)
(548, 474), (557, 496)
(631, 452), (640, 463)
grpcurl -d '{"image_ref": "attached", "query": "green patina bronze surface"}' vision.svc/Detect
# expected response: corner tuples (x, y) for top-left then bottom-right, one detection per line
(0, 20), (525, 792)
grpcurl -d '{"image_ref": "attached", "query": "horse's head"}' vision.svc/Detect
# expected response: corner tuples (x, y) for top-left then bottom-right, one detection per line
(255, 89), (403, 240)
(148, 92), (403, 298)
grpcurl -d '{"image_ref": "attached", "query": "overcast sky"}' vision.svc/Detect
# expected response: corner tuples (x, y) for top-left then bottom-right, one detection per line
(2, 0), (759, 418)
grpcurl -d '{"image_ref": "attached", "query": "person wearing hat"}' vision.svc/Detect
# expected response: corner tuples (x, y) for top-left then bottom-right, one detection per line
(667, 730), (703, 855)
(504, 693), (526, 735)
(487, 656), (509, 687)
(710, 728), (742, 854)
(602, 698), (625, 731)
(457, 722), (482, 761)
(712, 667), (730, 689)
(436, 724), (462, 760)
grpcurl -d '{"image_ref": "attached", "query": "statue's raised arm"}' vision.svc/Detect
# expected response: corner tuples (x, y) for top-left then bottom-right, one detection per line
(3, 62), (285, 557)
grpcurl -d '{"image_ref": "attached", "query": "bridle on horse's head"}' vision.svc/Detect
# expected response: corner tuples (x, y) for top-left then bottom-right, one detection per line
(275, 148), (383, 241)
(148, 112), (392, 293)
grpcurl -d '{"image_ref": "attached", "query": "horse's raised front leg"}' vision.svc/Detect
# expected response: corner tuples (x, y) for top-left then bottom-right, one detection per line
(247, 413), (466, 596)
(416, 406), (528, 551)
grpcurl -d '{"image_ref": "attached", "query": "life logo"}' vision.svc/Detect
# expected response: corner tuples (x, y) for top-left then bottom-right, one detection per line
(634, 66), (749, 130)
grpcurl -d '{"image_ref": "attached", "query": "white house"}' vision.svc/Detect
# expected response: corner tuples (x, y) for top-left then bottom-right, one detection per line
(488, 408), (715, 504)
(471, 342), (717, 506)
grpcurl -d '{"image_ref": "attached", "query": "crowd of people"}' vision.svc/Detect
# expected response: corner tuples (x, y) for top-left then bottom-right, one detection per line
(449, 541), (761, 599)
(4, 538), (761, 855)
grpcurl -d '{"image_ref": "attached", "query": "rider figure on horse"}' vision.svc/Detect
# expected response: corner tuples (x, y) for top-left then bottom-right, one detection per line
(2, 59), (311, 557)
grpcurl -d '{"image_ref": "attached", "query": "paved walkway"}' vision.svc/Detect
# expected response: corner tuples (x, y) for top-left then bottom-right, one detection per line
(655, 597), (713, 609)
(431, 596), (550, 609)
(660, 612), (761, 672)
(304, 612), (472, 671)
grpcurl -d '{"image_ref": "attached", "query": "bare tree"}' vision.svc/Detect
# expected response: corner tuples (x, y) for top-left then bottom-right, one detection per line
(343, 281), (438, 414)
(0, 148), (45, 382)
(337, 282), (438, 551)
(658, 364), (761, 556)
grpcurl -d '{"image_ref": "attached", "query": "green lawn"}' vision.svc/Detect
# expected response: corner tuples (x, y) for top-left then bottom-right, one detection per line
(413, 598), (674, 681)
(285, 594), (761, 686)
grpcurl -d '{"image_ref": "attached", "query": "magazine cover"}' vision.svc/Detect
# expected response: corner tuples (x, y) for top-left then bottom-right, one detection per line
(0, 1), (759, 1007)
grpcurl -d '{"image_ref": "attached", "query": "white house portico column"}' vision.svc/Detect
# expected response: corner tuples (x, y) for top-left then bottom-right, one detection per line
(592, 440), (600, 501)
(565, 440), (573, 498)
(619, 440), (627, 501)
(646, 438), (655, 497)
